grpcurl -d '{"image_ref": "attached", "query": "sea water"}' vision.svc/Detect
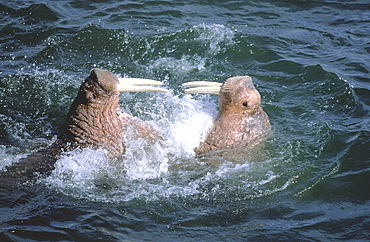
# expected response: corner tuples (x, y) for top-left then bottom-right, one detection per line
(0, 0), (369, 241)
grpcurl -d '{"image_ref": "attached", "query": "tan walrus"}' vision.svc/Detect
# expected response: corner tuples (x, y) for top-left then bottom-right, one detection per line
(183, 76), (270, 155)
(0, 68), (167, 187)
(58, 68), (167, 158)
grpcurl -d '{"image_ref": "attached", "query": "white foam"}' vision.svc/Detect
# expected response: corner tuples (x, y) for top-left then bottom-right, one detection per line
(123, 139), (169, 181)
(158, 93), (217, 157)
(40, 82), (288, 203)
(40, 92), (218, 201)
(44, 148), (113, 190)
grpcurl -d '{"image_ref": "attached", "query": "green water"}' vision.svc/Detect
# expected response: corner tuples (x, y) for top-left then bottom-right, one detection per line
(1, 0), (369, 241)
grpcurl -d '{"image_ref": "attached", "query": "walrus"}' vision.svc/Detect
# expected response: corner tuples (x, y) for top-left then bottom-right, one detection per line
(0, 68), (167, 187)
(182, 76), (271, 155)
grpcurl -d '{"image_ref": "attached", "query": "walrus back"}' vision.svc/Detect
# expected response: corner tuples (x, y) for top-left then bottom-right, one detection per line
(0, 140), (66, 189)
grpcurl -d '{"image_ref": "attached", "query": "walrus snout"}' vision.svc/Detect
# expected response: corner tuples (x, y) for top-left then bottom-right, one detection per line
(89, 68), (120, 92)
(81, 69), (120, 102)
(182, 76), (262, 114)
(220, 76), (261, 115)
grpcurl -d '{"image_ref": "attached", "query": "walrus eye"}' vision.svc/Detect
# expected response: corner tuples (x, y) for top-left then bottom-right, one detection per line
(242, 101), (249, 108)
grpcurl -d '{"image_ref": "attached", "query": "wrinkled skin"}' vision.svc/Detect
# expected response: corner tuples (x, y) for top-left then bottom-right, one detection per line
(195, 76), (271, 154)
(59, 68), (126, 157)
(1, 69), (160, 187)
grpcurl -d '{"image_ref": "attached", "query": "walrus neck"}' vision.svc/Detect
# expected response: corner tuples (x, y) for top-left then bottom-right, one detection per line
(216, 106), (262, 121)
(58, 94), (125, 156)
(86, 96), (119, 110)
(215, 112), (242, 124)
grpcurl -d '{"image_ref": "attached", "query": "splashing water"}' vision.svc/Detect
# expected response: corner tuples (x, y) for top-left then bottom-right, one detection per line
(0, 23), (355, 207)
(40, 87), (285, 203)
(0, 1), (368, 239)
(42, 91), (221, 202)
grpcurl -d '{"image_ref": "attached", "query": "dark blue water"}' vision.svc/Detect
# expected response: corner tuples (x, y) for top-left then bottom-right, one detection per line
(1, 0), (369, 241)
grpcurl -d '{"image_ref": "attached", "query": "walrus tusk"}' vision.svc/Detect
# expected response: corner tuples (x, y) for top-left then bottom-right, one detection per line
(184, 86), (221, 95)
(182, 81), (222, 87)
(118, 78), (165, 86)
(117, 84), (168, 92)
(182, 81), (222, 95)
(117, 78), (168, 92)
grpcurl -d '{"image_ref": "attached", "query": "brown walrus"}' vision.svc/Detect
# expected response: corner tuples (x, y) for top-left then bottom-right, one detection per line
(0, 68), (167, 187)
(58, 68), (166, 157)
(183, 76), (271, 155)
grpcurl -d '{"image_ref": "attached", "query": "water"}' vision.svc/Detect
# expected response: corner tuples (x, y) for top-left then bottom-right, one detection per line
(1, 0), (369, 241)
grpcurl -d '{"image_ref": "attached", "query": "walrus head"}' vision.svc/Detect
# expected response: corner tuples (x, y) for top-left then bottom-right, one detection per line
(59, 68), (167, 157)
(183, 76), (261, 115)
(218, 76), (261, 116)
(182, 76), (270, 154)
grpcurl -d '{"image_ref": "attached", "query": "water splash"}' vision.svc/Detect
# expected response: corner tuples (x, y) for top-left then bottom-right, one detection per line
(190, 23), (237, 55)
(1, 23), (353, 205)
(40, 90), (295, 203)
(149, 55), (206, 76)
(1, 71), (338, 203)
(0, 146), (28, 171)
(117, 23), (237, 83)
(41, 92), (217, 202)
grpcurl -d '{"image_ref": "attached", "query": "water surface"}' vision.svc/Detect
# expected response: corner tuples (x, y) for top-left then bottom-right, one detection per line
(1, 0), (369, 241)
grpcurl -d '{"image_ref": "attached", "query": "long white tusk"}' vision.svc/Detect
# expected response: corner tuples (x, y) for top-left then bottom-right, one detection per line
(182, 81), (222, 87)
(117, 84), (168, 93)
(182, 81), (222, 95)
(118, 78), (164, 86)
(184, 86), (221, 95)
